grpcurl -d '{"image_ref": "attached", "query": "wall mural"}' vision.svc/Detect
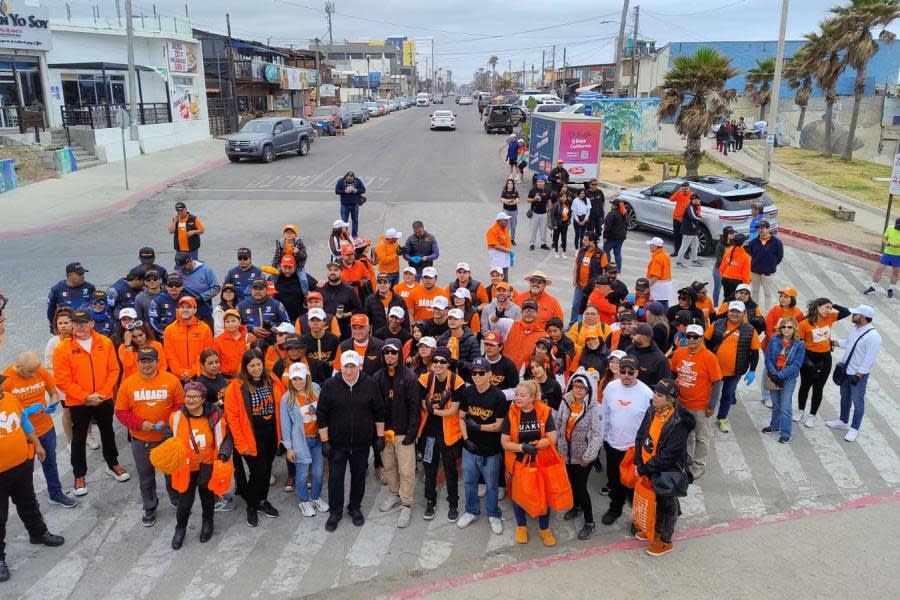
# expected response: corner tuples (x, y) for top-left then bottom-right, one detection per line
(591, 99), (659, 153)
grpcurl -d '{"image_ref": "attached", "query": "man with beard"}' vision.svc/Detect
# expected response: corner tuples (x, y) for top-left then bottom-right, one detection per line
(365, 274), (410, 333)
(320, 262), (362, 340)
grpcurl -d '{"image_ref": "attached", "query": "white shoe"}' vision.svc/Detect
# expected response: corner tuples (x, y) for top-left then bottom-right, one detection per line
(379, 496), (402, 512)
(86, 427), (100, 450)
(826, 419), (850, 431)
(397, 506), (412, 528)
(792, 410), (804, 423)
(561, 253), (568, 259)
(802, 414), (816, 428)
(299, 501), (316, 517)
(104, 465), (131, 482)
(457, 512), (478, 529)
(269, 473), (276, 486)
(844, 428), (859, 442)
(313, 498), (330, 513)
(498, 487), (506, 500)
(489, 517), (503, 535)
(477, 484), (486, 498)
(554, 252), (560, 259)
(763, 398), (773, 409)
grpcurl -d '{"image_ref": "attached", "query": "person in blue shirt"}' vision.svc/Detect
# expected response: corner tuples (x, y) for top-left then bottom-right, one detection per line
(148, 274), (192, 339)
(335, 171), (366, 237)
(223, 247), (264, 301)
(174, 253), (220, 328)
(747, 203), (765, 243)
(504, 135), (520, 179)
(106, 267), (146, 319)
(46, 262), (95, 330)
(133, 247), (168, 283)
(236, 278), (291, 341)
(88, 291), (115, 337)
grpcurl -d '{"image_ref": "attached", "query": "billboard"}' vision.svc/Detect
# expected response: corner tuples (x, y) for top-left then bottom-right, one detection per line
(168, 41), (199, 74)
(0, 0), (51, 51)
(557, 121), (603, 179)
(403, 40), (416, 67)
(529, 115), (557, 176)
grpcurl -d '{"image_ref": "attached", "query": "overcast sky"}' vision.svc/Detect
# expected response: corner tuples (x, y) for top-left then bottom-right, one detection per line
(132, 0), (897, 80)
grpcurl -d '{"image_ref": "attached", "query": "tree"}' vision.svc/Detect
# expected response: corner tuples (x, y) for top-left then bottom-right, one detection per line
(488, 55), (499, 94)
(657, 48), (738, 176)
(811, 21), (848, 158)
(783, 49), (815, 132)
(744, 57), (777, 121)
(830, 0), (899, 160)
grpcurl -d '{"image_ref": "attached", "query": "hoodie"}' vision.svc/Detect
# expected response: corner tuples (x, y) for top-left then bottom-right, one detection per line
(633, 341), (671, 388)
(373, 341), (421, 439)
(555, 369), (604, 465)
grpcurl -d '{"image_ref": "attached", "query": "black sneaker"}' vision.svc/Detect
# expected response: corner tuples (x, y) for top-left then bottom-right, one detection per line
(447, 506), (459, 523)
(325, 514), (341, 532)
(423, 502), (435, 520)
(540, 244), (550, 250)
(529, 244), (535, 251)
(29, 532), (64, 546)
(600, 510), (620, 526)
(563, 507), (581, 521)
(141, 508), (157, 528)
(889, 289), (895, 299)
(246, 508), (259, 528)
(577, 522), (595, 540)
(259, 501), (279, 518)
(761, 426), (779, 434)
(863, 286), (876, 295)
(349, 508), (365, 527)
(0, 559), (9, 583)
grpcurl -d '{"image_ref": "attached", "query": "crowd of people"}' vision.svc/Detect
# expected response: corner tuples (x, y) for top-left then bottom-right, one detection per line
(0, 167), (887, 582)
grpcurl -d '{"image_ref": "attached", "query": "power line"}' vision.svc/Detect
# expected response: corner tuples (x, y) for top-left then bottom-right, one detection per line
(643, 0), (748, 18)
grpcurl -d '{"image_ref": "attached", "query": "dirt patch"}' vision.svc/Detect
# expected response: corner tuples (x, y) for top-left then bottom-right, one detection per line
(0, 145), (58, 186)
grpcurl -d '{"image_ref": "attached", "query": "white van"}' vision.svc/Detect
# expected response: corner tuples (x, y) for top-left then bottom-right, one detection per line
(416, 92), (431, 107)
(515, 94), (563, 112)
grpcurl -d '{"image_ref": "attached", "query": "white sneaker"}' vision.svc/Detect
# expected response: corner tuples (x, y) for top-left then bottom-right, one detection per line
(498, 487), (506, 500)
(489, 517), (503, 535)
(299, 501), (316, 517)
(379, 496), (402, 512)
(554, 252), (560, 259)
(313, 498), (330, 513)
(844, 428), (859, 442)
(86, 427), (100, 450)
(104, 465), (131, 482)
(561, 253), (568, 259)
(792, 410), (804, 423)
(763, 398), (773, 408)
(457, 512), (478, 529)
(397, 506), (412, 528)
(826, 419), (850, 431)
(269, 473), (276, 486)
(215, 497), (236, 512)
(802, 414), (816, 428)
(477, 484), (486, 498)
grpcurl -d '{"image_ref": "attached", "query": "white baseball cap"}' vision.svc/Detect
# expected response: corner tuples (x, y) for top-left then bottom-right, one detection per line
(403, 266), (417, 275)
(495, 212), (512, 221)
(686, 324), (704, 336)
(728, 300), (746, 312)
(453, 287), (471, 300)
(307, 308), (326, 320)
(385, 228), (403, 239)
(609, 349), (628, 360)
(274, 322), (296, 334)
(419, 336), (437, 349)
(388, 306), (405, 319)
(456, 262), (471, 272)
(332, 219), (349, 228)
(490, 266), (504, 275)
(849, 304), (876, 319)
(431, 296), (449, 310)
(646, 237), (665, 247)
(340, 350), (363, 367)
(448, 308), (465, 319)
(735, 283), (752, 293)
(118, 308), (138, 320)
(288, 362), (309, 380)
(422, 266), (438, 278)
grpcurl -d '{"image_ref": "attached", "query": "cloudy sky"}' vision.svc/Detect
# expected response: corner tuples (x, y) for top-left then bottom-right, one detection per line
(123, 0), (895, 80)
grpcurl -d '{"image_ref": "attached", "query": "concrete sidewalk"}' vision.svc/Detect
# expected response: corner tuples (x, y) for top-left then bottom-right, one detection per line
(0, 138), (227, 239)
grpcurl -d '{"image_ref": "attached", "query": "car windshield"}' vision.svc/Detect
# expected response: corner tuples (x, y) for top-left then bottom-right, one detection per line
(434, 111), (452, 117)
(312, 108), (333, 116)
(344, 103), (362, 110)
(240, 121), (273, 133)
(537, 105), (564, 112)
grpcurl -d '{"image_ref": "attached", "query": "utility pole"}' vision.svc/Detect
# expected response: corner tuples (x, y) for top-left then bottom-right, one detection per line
(226, 13), (238, 129)
(541, 50), (545, 88)
(430, 39), (435, 95)
(562, 47), (566, 99)
(551, 45), (556, 94)
(314, 38), (321, 107)
(629, 5), (639, 97)
(531, 63), (534, 89)
(425, 56), (429, 93)
(125, 0), (137, 132)
(614, 0), (629, 97)
(324, 1), (335, 47)
(763, 0), (789, 182)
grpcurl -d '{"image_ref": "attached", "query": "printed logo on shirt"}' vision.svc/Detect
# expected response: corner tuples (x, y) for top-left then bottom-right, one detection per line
(675, 360), (699, 389)
(519, 418), (541, 433)
(191, 430), (208, 449)
(132, 388), (171, 403)
(811, 326), (831, 344)
(616, 399), (632, 407)
(489, 374), (506, 387)
(467, 405), (495, 420)
(0, 410), (21, 435)
(9, 382), (47, 398)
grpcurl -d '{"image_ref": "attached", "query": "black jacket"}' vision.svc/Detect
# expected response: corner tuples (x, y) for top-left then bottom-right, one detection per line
(603, 208), (627, 241)
(373, 364), (421, 439)
(320, 282), (362, 339)
(317, 371), (384, 449)
(364, 292), (409, 333)
(272, 356), (333, 385)
(634, 404), (695, 478)
(549, 166), (570, 190)
(633, 342), (671, 388)
(437, 327), (480, 379)
(338, 336), (385, 376)
(274, 272), (309, 323)
(680, 204), (702, 236)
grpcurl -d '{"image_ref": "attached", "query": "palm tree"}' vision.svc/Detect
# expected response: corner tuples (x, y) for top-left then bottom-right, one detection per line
(488, 56), (499, 94)
(812, 21), (848, 158)
(657, 48), (738, 176)
(830, 0), (899, 160)
(744, 57), (777, 121)
(783, 49), (815, 132)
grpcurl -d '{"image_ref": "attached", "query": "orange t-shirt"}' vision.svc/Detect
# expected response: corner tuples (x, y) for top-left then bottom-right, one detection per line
(577, 250), (595, 287)
(775, 339), (789, 369)
(115, 371), (185, 442)
(669, 189), (692, 221)
(486, 222), (512, 251)
(408, 285), (448, 321)
(393, 281), (421, 313)
(696, 296), (715, 325)
(641, 409), (673, 464)
(0, 393), (30, 473)
(183, 412), (216, 470)
(669, 346), (723, 411)
(176, 215), (203, 251)
(297, 394), (319, 437)
(565, 400), (584, 441)
(798, 312), (839, 353)
(332, 341), (370, 371)
(1, 365), (56, 437)
(512, 291), (564, 330)
(646, 249), (672, 282)
(703, 322), (760, 376)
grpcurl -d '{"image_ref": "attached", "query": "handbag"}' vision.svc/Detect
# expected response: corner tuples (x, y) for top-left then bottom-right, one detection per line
(358, 194), (367, 205)
(208, 459), (234, 496)
(651, 447), (692, 497)
(619, 446), (637, 489)
(510, 455), (547, 518)
(763, 376), (782, 391)
(537, 446), (573, 512)
(832, 329), (872, 385)
(526, 208), (534, 219)
(632, 477), (657, 542)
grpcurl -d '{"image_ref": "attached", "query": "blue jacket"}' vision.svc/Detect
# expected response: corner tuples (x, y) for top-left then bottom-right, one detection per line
(748, 235), (784, 276)
(47, 280), (95, 325)
(148, 291), (180, 338)
(106, 278), (141, 318)
(223, 264), (264, 301)
(90, 306), (116, 337)
(764, 336), (805, 382)
(236, 296), (291, 329)
(506, 141), (520, 161)
(279, 385), (321, 465)
(335, 177), (366, 206)
(176, 261), (220, 318)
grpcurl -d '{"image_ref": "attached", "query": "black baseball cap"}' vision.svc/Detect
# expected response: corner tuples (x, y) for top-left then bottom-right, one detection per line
(144, 269), (160, 280)
(653, 378), (679, 398)
(66, 262), (88, 274)
(174, 252), (192, 266)
(522, 300), (539, 311)
(471, 356), (491, 371)
(237, 248), (251, 259)
(595, 275), (612, 286)
(635, 277), (650, 290)
(91, 290), (107, 303)
(72, 310), (91, 322)
(376, 273), (391, 283)
(175, 202), (187, 210)
(166, 274), (183, 286)
(619, 310), (637, 321)
(139, 247), (155, 263)
(620, 355), (640, 370)
(126, 266), (146, 281)
(137, 346), (159, 361)
(250, 278), (267, 289)
(282, 334), (303, 350)
(758, 220), (771, 228)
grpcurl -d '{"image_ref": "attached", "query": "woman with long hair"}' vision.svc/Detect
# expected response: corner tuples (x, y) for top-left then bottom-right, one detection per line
(550, 190), (572, 259)
(712, 227), (734, 306)
(719, 233), (750, 300)
(223, 348), (286, 527)
(117, 321), (166, 380)
(500, 178), (520, 244)
(194, 349), (228, 406)
(402, 322), (425, 364)
(525, 355), (562, 411)
(328, 222), (355, 261)
(796, 297), (850, 427)
(212, 283), (239, 337)
(762, 316), (805, 444)
(280, 362), (328, 517)
(760, 288), (805, 408)
(452, 288), (480, 335)
(407, 335), (436, 376)
(571, 188), (591, 250)
(570, 327), (608, 376)
(45, 307), (76, 443)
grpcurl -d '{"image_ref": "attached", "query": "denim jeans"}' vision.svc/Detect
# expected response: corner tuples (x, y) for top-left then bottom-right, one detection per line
(716, 375), (741, 420)
(38, 429), (63, 498)
(768, 377), (797, 438)
(839, 374), (869, 430)
(295, 436), (325, 503)
(570, 286), (586, 325)
(340, 203), (360, 237)
(573, 222), (587, 249)
(512, 501), (549, 529)
(603, 239), (623, 271)
(298, 267), (310, 295)
(462, 449), (501, 518)
(712, 264), (723, 306)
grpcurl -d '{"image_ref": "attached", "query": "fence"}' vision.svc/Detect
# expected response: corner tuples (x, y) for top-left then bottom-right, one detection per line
(61, 103), (172, 129)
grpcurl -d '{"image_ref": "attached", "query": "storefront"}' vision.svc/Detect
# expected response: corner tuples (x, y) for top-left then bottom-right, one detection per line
(0, 0), (52, 131)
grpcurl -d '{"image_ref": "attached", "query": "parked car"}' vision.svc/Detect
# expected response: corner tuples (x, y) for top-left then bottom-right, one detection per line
(458, 96), (473, 105)
(614, 175), (779, 255)
(386, 100), (398, 111)
(376, 101), (389, 115)
(483, 105), (515, 134)
(342, 102), (369, 123)
(430, 109), (456, 130)
(398, 98), (409, 109)
(533, 103), (565, 114)
(337, 107), (353, 128)
(311, 105), (342, 133)
(225, 117), (312, 163)
(363, 101), (381, 117)
(559, 103), (585, 114)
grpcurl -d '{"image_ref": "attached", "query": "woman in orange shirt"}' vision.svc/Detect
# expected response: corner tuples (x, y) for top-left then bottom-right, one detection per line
(212, 309), (248, 378)
(795, 297), (850, 427)
(760, 288), (805, 407)
(117, 322), (167, 381)
(718, 233), (751, 298)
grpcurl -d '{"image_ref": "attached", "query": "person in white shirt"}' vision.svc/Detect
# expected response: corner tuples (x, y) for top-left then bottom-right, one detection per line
(826, 305), (882, 442)
(601, 355), (652, 526)
(571, 189), (591, 251)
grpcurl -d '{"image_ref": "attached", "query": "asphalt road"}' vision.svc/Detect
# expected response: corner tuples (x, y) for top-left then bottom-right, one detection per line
(2, 105), (900, 599)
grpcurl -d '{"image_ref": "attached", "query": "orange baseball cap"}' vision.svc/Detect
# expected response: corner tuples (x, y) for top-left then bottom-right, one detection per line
(340, 245), (355, 256)
(779, 287), (798, 298)
(350, 314), (369, 327)
(483, 331), (503, 346)
(223, 308), (240, 320)
(177, 296), (197, 307)
(284, 224), (299, 234)
(281, 254), (296, 268)
(306, 291), (323, 302)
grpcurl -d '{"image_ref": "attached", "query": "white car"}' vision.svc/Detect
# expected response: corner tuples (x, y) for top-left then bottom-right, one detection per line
(430, 110), (456, 130)
(458, 96), (473, 105)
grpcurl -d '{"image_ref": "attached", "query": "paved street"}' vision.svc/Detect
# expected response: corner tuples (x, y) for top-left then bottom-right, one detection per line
(2, 106), (900, 599)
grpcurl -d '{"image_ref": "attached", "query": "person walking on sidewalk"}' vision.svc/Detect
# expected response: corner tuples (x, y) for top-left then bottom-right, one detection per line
(863, 216), (900, 298)
(603, 198), (628, 271)
(527, 176), (552, 251)
(761, 317), (805, 445)
(826, 305), (882, 442)
(667, 182), (692, 257)
(168, 202), (204, 260)
(46, 262), (95, 330)
(748, 220), (784, 311)
(503, 135), (520, 179)
(796, 298), (850, 428)
(334, 171), (366, 237)
(500, 179), (520, 244)
(586, 179), (605, 237)
(735, 117), (746, 150)
(675, 194), (703, 269)
(704, 301), (760, 433)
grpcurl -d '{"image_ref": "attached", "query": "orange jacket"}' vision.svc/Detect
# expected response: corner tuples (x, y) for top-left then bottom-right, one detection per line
(416, 372), (464, 445)
(372, 237), (401, 274)
(512, 290), (564, 330)
(503, 320), (547, 369)
(719, 246), (751, 283)
(118, 341), (167, 381)
(52, 332), (120, 406)
(164, 318), (213, 378)
(223, 377), (285, 456)
(503, 401), (552, 475)
(669, 189), (692, 221)
(212, 327), (248, 378)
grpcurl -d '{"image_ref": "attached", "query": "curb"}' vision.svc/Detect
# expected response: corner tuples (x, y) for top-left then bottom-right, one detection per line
(778, 227), (881, 262)
(0, 155), (229, 241)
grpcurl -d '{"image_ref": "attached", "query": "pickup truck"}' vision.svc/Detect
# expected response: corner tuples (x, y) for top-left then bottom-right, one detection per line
(225, 117), (313, 163)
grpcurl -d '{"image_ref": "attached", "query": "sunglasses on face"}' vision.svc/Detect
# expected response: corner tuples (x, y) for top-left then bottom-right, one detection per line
(125, 320), (144, 331)
(685, 334), (701, 340)
(383, 349), (399, 355)
(238, 256), (251, 261)
(472, 370), (488, 377)
(432, 359), (449, 365)
(530, 279), (545, 285)
(619, 368), (637, 375)
(167, 283), (183, 288)
(145, 276), (159, 282)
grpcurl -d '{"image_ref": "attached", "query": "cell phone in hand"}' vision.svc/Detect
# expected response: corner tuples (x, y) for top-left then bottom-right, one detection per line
(0, 293), (7, 317)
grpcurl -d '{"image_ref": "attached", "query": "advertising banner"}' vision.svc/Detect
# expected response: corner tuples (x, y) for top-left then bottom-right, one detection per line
(0, 0), (51, 51)
(890, 153), (900, 195)
(557, 120), (603, 180)
(319, 84), (336, 98)
(529, 115), (557, 176)
(168, 41), (198, 74)
(403, 40), (416, 67)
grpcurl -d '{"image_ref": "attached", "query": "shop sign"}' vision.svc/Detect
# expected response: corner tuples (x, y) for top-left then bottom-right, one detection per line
(0, 0), (52, 51)
(168, 41), (198, 74)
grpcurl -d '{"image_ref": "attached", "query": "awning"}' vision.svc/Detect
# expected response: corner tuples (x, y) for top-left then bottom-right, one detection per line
(575, 83), (603, 93)
(231, 40), (287, 57)
(48, 62), (156, 72)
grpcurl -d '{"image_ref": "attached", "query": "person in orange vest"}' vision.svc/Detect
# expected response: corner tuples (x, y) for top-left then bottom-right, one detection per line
(167, 201), (204, 260)
(372, 228), (404, 286)
(645, 237), (673, 309)
(667, 182), (692, 257)
(0, 374), (65, 583)
(503, 301), (547, 369)
(513, 271), (564, 330)
(168, 381), (233, 550)
(164, 296), (213, 382)
(719, 233), (751, 299)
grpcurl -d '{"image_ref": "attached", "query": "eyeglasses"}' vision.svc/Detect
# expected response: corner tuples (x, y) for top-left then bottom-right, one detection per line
(619, 368), (637, 375)
(529, 278), (545, 285)
(145, 276), (159, 282)
(382, 349), (399, 355)
(238, 256), (251, 261)
(432, 358), (449, 365)
(125, 320), (144, 331)
(185, 394), (204, 400)
(685, 334), (701, 340)
(472, 370), (488, 376)
(780, 325), (794, 330)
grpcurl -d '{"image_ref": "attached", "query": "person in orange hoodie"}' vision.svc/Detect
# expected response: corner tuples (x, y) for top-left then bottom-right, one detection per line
(340, 245), (376, 298)
(117, 322), (167, 381)
(164, 296), (213, 383)
(667, 182), (693, 257)
(372, 228), (403, 285)
(503, 300), (547, 369)
(53, 310), (128, 497)
(645, 237), (673, 309)
(719, 233), (751, 299)
(223, 348), (286, 527)
(212, 309), (248, 378)
(513, 271), (564, 329)
(586, 276), (618, 325)
(115, 346), (184, 526)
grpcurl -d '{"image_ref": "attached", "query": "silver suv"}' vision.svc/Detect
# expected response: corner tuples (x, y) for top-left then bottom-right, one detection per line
(225, 117), (312, 163)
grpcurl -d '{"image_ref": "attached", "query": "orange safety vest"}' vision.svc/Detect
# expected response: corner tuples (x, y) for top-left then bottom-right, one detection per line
(416, 371), (462, 446)
(169, 408), (228, 493)
(503, 401), (551, 474)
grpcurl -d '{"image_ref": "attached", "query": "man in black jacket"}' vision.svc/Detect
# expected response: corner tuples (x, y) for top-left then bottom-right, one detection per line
(437, 309), (480, 381)
(274, 255), (317, 323)
(602, 198), (628, 272)
(585, 179), (605, 236)
(365, 274), (409, 333)
(401, 221), (440, 279)
(374, 339), (420, 528)
(374, 306), (412, 345)
(317, 350), (385, 532)
(336, 314), (384, 375)
(548, 159), (570, 193)
(631, 323), (671, 387)
(320, 262), (362, 340)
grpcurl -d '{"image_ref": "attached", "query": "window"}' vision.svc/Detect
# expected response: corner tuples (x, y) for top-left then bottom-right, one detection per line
(649, 182), (679, 199)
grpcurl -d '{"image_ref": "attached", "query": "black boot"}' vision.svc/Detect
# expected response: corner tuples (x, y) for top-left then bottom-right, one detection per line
(199, 520), (214, 543)
(0, 560), (9, 582)
(172, 528), (186, 550)
(29, 532), (64, 547)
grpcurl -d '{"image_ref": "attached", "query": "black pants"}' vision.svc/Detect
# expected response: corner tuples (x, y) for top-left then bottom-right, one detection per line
(242, 422), (277, 510)
(566, 463), (594, 524)
(721, 277), (743, 301)
(0, 460), (48, 561)
(552, 222), (570, 253)
(233, 452), (250, 499)
(70, 401), (118, 478)
(656, 495), (680, 543)
(328, 445), (369, 516)
(736, 135), (744, 150)
(176, 469), (215, 529)
(423, 437), (459, 506)
(672, 219), (683, 255)
(604, 442), (633, 514)
(798, 350), (832, 415)
(589, 215), (603, 238)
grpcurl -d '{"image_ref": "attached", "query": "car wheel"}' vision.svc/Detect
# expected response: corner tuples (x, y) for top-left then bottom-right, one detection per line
(697, 225), (713, 256)
(228, 156), (240, 163)
(262, 145), (275, 163)
(298, 138), (310, 156)
(623, 203), (639, 231)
